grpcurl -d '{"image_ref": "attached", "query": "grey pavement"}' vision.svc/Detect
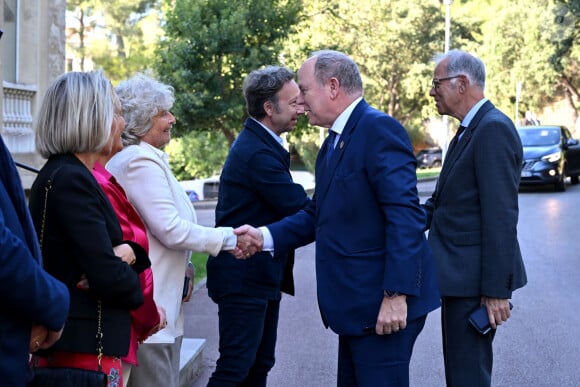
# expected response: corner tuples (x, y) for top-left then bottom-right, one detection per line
(182, 177), (580, 386)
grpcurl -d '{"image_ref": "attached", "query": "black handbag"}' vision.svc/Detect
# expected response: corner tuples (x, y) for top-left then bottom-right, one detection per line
(27, 367), (107, 387)
(28, 168), (108, 387)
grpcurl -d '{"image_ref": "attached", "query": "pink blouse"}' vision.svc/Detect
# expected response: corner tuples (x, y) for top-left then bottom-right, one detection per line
(93, 162), (159, 365)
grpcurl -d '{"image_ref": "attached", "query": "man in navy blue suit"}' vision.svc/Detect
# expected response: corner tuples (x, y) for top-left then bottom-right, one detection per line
(235, 50), (440, 386)
(0, 135), (69, 386)
(206, 66), (310, 386)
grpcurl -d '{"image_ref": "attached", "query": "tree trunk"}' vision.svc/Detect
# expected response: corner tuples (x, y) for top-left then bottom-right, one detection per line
(220, 127), (236, 147)
(79, 9), (85, 71)
(560, 76), (579, 124)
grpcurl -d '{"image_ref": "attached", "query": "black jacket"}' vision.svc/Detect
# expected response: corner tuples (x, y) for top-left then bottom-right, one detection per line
(29, 154), (149, 356)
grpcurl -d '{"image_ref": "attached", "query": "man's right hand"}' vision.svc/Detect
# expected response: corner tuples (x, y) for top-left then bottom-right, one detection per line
(232, 225), (264, 259)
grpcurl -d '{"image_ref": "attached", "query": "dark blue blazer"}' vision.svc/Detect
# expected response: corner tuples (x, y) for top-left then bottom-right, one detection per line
(207, 118), (310, 300)
(0, 136), (69, 386)
(268, 100), (440, 335)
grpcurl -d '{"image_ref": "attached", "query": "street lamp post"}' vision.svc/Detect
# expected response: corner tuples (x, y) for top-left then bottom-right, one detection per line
(515, 82), (522, 125)
(444, 0), (452, 53)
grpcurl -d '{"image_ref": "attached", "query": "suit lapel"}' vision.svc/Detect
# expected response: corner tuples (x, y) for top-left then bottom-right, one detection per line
(244, 118), (290, 167)
(315, 100), (366, 204)
(435, 101), (495, 200)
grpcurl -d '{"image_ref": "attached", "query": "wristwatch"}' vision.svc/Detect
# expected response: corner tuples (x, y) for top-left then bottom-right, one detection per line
(384, 290), (400, 298)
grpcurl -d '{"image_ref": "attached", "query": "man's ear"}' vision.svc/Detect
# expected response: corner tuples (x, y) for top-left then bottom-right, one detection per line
(458, 76), (469, 93)
(329, 77), (340, 99)
(264, 100), (274, 116)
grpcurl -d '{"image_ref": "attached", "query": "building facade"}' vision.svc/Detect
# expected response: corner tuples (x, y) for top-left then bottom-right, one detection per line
(1, 0), (66, 188)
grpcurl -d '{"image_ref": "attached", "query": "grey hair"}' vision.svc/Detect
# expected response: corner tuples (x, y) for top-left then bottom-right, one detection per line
(34, 70), (114, 158)
(243, 66), (295, 119)
(434, 49), (486, 89)
(115, 73), (175, 146)
(310, 50), (363, 95)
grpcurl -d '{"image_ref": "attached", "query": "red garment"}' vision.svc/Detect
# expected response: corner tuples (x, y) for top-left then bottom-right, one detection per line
(92, 162), (160, 365)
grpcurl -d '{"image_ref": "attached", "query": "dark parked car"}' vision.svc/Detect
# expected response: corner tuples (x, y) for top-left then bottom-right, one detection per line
(416, 147), (442, 169)
(517, 125), (580, 191)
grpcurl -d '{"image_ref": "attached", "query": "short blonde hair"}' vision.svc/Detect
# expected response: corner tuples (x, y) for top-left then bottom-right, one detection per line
(35, 70), (114, 158)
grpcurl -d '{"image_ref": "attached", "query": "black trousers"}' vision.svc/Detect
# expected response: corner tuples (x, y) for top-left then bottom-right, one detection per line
(441, 297), (496, 387)
(208, 293), (281, 387)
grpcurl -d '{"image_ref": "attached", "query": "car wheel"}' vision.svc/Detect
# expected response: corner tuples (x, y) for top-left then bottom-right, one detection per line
(570, 175), (579, 185)
(431, 160), (442, 168)
(555, 174), (566, 192)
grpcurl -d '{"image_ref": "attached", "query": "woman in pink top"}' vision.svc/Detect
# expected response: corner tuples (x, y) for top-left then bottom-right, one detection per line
(92, 94), (166, 386)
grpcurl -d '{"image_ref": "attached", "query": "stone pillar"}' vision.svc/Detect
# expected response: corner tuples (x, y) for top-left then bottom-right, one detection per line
(1, 0), (66, 189)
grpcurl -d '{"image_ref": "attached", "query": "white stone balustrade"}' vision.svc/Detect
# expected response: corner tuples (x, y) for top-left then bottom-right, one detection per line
(2, 81), (37, 153)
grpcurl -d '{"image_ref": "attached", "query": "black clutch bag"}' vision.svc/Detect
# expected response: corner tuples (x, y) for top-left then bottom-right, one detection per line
(27, 367), (107, 387)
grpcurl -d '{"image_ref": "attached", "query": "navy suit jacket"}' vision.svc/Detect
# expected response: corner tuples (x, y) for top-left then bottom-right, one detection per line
(207, 118), (310, 300)
(424, 101), (527, 298)
(268, 100), (440, 335)
(0, 136), (69, 386)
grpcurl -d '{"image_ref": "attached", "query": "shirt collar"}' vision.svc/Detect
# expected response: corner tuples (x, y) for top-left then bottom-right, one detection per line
(330, 97), (363, 136)
(251, 118), (284, 146)
(139, 140), (169, 163)
(461, 98), (488, 128)
(93, 161), (112, 179)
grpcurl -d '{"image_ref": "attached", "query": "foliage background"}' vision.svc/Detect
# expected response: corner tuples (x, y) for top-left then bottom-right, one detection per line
(66, 0), (580, 180)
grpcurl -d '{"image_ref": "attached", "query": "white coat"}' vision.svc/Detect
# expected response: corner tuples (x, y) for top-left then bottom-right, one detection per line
(107, 142), (233, 343)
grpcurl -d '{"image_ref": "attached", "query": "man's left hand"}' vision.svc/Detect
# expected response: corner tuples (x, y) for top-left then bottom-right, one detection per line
(481, 296), (511, 329)
(374, 294), (408, 335)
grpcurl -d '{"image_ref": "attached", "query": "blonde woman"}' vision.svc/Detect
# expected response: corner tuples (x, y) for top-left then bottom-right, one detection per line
(29, 71), (150, 386)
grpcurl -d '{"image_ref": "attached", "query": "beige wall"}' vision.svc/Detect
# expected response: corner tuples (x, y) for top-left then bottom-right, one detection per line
(1, 0), (66, 188)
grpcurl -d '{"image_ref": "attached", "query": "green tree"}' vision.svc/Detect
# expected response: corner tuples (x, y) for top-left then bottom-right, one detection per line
(66, 0), (99, 71)
(156, 0), (303, 145)
(67, 0), (162, 83)
(65, 0), (578, 176)
(284, 0), (477, 157)
(91, 0), (162, 83)
(463, 0), (579, 126)
(469, 1), (554, 119)
(165, 131), (229, 180)
(548, 0), (580, 123)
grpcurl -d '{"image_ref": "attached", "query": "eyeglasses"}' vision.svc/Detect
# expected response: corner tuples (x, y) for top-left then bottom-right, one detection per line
(431, 75), (462, 89)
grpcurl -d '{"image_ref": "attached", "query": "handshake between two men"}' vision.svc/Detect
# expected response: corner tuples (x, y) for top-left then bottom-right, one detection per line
(232, 225), (264, 259)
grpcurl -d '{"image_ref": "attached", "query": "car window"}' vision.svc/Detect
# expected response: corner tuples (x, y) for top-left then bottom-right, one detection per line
(518, 128), (560, 146)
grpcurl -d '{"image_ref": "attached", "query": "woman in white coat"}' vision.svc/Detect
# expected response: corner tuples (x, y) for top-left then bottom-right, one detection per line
(107, 74), (238, 387)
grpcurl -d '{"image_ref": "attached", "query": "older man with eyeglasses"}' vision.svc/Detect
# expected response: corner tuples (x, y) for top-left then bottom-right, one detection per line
(423, 49), (528, 387)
